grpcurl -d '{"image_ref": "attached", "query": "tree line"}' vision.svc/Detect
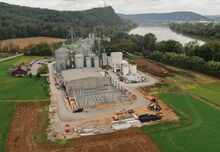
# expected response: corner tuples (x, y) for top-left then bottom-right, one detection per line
(169, 22), (220, 39)
(24, 42), (62, 56)
(149, 51), (220, 78)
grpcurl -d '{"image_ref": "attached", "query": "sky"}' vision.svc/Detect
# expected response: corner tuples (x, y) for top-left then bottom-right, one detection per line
(0, 0), (220, 15)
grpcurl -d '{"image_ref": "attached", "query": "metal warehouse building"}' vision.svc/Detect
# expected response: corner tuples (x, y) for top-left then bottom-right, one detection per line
(61, 68), (110, 91)
(61, 68), (127, 108)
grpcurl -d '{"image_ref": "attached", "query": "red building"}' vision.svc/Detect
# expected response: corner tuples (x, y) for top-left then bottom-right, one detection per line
(8, 66), (28, 77)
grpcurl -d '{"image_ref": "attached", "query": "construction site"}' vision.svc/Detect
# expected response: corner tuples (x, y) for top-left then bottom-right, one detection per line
(47, 32), (177, 140)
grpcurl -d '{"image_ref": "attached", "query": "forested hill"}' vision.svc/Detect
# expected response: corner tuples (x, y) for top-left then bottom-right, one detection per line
(0, 2), (132, 40)
(120, 11), (211, 24)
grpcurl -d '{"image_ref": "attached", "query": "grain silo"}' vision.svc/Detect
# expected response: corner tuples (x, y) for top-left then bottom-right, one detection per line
(93, 56), (99, 67)
(75, 54), (84, 68)
(85, 56), (92, 68)
(55, 47), (71, 71)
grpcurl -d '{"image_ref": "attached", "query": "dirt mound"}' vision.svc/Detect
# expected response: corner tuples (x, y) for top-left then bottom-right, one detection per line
(133, 58), (173, 77)
(6, 102), (161, 152)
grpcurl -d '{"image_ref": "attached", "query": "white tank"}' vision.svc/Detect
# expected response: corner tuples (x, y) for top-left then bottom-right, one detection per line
(75, 54), (84, 68)
(102, 53), (108, 66)
(93, 56), (99, 67)
(111, 52), (122, 66)
(129, 64), (137, 74)
(122, 66), (129, 76)
(85, 56), (92, 68)
(55, 47), (71, 71)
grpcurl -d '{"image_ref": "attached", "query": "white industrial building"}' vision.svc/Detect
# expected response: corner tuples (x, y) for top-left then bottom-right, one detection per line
(104, 52), (147, 83)
(61, 68), (110, 91)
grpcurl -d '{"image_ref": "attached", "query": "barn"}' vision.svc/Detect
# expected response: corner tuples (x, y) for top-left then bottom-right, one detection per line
(8, 66), (28, 77)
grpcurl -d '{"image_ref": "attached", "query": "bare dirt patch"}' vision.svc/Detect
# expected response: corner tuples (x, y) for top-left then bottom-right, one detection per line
(1, 37), (65, 49)
(133, 58), (173, 77)
(6, 102), (161, 152)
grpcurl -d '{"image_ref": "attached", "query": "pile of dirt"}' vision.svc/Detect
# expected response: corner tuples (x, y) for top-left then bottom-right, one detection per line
(133, 58), (173, 77)
(6, 102), (161, 152)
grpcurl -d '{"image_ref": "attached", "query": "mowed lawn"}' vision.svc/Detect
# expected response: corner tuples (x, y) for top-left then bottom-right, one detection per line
(0, 102), (16, 151)
(168, 76), (220, 106)
(0, 56), (49, 100)
(188, 82), (220, 106)
(141, 93), (220, 152)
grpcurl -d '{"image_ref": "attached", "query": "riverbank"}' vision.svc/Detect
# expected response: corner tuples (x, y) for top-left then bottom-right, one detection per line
(129, 25), (205, 45)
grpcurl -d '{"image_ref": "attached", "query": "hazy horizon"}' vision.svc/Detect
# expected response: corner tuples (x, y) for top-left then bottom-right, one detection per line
(0, 0), (220, 15)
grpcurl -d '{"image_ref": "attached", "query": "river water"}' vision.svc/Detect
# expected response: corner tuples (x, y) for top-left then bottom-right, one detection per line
(129, 25), (204, 45)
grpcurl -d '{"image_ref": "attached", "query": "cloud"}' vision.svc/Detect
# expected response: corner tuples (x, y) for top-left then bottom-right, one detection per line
(0, 0), (219, 15)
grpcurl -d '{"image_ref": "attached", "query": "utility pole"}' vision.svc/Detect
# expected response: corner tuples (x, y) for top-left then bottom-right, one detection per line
(104, 0), (107, 7)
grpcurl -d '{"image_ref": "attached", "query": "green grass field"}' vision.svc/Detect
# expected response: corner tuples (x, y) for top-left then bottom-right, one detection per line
(188, 82), (220, 106)
(141, 93), (220, 152)
(0, 56), (49, 101)
(0, 102), (16, 152)
(168, 76), (220, 106)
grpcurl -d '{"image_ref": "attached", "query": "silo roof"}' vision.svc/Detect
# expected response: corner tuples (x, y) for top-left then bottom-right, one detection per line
(55, 47), (70, 53)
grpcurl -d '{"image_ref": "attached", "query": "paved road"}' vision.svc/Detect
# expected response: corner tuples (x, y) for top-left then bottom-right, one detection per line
(30, 59), (50, 75)
(48, 63), (152, 122)
(0, 54), (23, 63)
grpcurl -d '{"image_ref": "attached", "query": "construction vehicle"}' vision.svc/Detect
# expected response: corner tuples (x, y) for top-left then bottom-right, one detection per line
(149, 102), (161, 111)
(113, 115), (119, 121)
(73, 108), (84, 113)
(148, 96), (161, 111)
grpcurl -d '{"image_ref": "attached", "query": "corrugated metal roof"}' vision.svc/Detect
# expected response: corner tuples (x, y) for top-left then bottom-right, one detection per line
(61, 68), (104, 82)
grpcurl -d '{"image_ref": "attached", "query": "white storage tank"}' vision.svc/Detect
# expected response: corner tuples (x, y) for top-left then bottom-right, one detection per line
(122, 66), (129, 76)
(55, 47), (71, 71)
(75, 54), (84, 68)
(102, 53), (108, 66)
(129, 64), (137, 74)
(85, 56), (92, 68)
(93, 56), (99, 67)
(111, 52), (122, 66)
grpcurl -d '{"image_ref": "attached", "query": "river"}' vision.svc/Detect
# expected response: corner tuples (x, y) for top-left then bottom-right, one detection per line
(129, 25), (204, 45)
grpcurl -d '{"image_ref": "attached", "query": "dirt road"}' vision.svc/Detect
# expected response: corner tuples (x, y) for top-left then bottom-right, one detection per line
(6, 103), (161, 152)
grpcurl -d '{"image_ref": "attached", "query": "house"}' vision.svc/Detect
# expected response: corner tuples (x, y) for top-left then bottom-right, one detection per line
(8, 65), (29, 77)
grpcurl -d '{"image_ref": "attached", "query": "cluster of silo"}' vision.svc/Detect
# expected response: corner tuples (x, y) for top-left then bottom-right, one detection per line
(55, 47), (71, 71)
(74, 53), (100, 68)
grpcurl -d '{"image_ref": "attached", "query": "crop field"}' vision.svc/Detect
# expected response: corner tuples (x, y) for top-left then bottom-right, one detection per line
(5, 102), (161, 152)
(0, 56), (49, 101)
(1, 37), (65, 49)
(0, 102), (16, 152)
(141, 93), (220, 152)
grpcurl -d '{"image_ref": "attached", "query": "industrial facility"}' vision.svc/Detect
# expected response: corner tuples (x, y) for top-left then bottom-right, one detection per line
(49, 32), (157, 139)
